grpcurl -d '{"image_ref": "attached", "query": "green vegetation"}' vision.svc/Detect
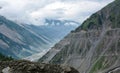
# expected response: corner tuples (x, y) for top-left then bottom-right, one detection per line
(0, 53), (13, 61)
(80, 13), (102, 30)
(74, 0), (120, 32)
(109, 12), (120, 28)
(108, 0), (120, 28)
(90, 56), (106, 73)
(74, 13), (102, 32)
(90, 55), (118, 73)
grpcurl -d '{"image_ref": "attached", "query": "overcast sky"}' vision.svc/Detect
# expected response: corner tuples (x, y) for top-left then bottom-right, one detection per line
(0, 0), (114, 25)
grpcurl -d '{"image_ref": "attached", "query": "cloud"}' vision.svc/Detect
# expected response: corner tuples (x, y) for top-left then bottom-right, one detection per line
(0, 0), (114, 25)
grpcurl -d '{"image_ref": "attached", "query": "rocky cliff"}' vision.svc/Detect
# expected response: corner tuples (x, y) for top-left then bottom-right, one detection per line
(39, 0), (120, 73)
(0, 60), (79, 73)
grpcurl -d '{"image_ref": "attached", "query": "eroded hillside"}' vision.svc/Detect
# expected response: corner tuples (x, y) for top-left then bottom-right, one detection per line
(39, 0), (120, 73)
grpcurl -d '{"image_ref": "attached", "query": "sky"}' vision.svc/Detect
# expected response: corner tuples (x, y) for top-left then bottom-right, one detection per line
(0, 0), (114, 26)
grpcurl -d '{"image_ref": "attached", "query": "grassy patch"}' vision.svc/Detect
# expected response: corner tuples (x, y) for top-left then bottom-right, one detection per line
(81, 13), (102, 30)
(90, 56), (105, 73)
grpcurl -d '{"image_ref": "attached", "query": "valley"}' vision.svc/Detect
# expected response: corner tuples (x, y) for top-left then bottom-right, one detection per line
(0, 0), (119, 73)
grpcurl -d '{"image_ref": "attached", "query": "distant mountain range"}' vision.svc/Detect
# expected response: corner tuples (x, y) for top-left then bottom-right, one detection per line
(0, 16), (78, 59)
(25, 19), (79, 44)
(22, 19), (78, 61)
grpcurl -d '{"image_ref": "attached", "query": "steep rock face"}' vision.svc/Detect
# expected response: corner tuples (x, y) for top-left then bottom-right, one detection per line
(39, 0), (120, 73)
(0, 60), (79, 73)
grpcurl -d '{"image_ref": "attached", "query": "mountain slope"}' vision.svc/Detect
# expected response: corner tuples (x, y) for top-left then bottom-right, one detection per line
(0, 16), (78, 60)
(23, 19), (78, 61)
(0, 16), (51, 59)
(39, 0), (120, 73)
(26, 19), (78, 44)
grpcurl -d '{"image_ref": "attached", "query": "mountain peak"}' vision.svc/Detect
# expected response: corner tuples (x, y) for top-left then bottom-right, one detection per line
(45, 19), (79, 26)
(74, 0), (120, 32)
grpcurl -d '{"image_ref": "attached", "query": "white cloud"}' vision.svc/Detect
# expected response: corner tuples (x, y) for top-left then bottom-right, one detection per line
(0, 0), (114, 25)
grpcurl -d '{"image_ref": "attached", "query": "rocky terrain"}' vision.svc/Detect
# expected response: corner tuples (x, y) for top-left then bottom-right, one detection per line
(0, 60), (79, 73)
(39, 0), (120, 73)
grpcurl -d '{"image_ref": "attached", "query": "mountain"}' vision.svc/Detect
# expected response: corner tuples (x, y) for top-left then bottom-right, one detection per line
(25, 19), (78, 44)
(39, 0), (120, 73)
(0, 16), (53, 59)
(0, 60), (79, 73)
(0, 16), (78, 60)
(44, 19), (80, 26)
(23, 19), (78, 61)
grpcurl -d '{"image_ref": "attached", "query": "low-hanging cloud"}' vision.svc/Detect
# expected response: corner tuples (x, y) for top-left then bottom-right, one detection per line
(0, 0), (114, 25)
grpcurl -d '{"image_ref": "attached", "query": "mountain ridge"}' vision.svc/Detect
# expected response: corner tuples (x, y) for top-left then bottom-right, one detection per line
(39, 0), (120, 73)
(0, 15), (53, 59)
(0, 15), (78, 60)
